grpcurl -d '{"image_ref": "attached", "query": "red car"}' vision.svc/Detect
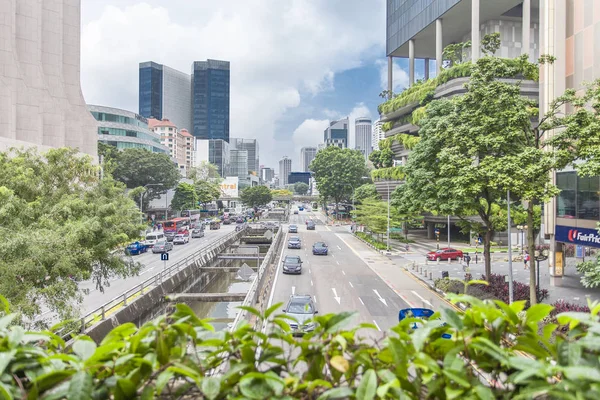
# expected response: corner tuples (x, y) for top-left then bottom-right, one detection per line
(427, 248), (463, 261)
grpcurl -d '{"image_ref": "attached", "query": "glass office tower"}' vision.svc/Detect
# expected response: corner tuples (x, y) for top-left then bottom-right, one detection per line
(192, 60), (230, 142)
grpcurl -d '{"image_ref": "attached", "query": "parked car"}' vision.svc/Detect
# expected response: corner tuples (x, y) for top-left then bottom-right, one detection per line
(191, 228), (204, 238)
(306, 221), (316, 230)
(173, 234), (189, 245)
(289, 224), (298, 233)
(282, 255), (303, 274)
(288, 236), (302, 249)
(312, 242), (328, 255)
(152, 239), (173, 253)
(164, 231), (176, 242)
(282, 294), (317, 335)
(426, 248), (463, 262)
(125, 241), (147, 256)
(398, 308), (451, 339)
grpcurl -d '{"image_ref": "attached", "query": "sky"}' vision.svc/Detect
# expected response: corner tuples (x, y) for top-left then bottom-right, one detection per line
(80, 0), (415, 169)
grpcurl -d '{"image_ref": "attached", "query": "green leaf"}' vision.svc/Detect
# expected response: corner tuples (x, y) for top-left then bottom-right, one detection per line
(114, 378), (137, 400)
(376, 378), (399, 398)
(526, 303), (553, 323)
(329, 355), (349, 373)
(0, 381), (13, 400)
(0, 296), (10, 315)
(32, 370), (75, 392)
(156, 333), (169, 365)
(355, 369), (377, 400)
(444, 386), (465, 400)
(474, 385), (495, 400)
(563, 366), (600, 381)
(140, 385), (154, 400)
(68, 371), (93, 400)
(442, 369), (471, 388)
(239, 375), (274, 399)
(155, 371), (174, 395)
(439, 307), (463, 330)
(317, 387), (354, 400)
(237, 306), (262, 318)
(0, 314), (16, 331)
(201, 377), (221, 400)
(72, 340), (97, 361)
(0, 350), (16, 376)
(325, 312), (357, 333)
(264, 302), (284, 320)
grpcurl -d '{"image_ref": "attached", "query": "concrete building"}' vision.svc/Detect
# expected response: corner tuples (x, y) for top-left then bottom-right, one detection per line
(90, 105), (168, 154)
(138, 62), (193, 132)
(0, 0), (98, 156)
(231, 138), (259, 173)
(148, 118), (194, 174)
(300, 147), (317, 172)
(192, 60), (230, 142)
(355, 117), (372, 159)
(540, 0), (600, 284)
(372, 119), (385, 151)
(279, 156), (292, 187)
(324, 118), (349, 148)
(260, 167), (275, 183)
(194, 138), (230, 177)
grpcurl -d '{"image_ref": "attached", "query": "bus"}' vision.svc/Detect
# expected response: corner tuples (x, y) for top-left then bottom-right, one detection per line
(180, 209), (202, 223)
(163, 217), (190, 233)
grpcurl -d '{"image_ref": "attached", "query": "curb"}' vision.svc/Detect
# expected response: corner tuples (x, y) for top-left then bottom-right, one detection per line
(403, 264), (468, 311)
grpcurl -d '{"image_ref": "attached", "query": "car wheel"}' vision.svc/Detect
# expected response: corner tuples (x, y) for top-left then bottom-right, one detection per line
(436, 256), (441, 262)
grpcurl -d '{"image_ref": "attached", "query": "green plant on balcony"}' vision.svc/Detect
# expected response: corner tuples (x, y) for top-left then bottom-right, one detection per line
(381, 121), (394, 132)
(371, 166), (405, 181)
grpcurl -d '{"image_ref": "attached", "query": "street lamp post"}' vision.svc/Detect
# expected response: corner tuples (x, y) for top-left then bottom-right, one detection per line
(507, 190), (514, 304)
(534, 248), (549, 302)
(387, 181), (390, 252)
(516, 225), (528, 254)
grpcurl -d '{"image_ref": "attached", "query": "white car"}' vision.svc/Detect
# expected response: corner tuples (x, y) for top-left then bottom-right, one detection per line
(173, 234), (189, 245)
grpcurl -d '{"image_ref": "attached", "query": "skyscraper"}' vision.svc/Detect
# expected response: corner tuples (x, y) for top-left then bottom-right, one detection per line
(194, 139), (230, 177)
(192, 60), (230, 142)
(231, 138), (259, 173)
(138, 62), (193, 131)
(372, 120), (385, 151)
(324, 118), (349, 148)
(300, 147), (317, 172)
(355, 117), (372, 159)
(279, 156), (292, 187)
(260, 167), (275, 183)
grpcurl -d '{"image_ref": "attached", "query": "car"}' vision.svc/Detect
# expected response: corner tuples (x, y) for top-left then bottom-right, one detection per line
(293, 210), (299, 214)
(235, 223), (247, 232)
(306, 221), (316, 230)
(152, 239), (173, 253)
(398, 308), (451, 339)
(282, 255), (303, 274)
(223, 218), (232, 225)
(173, 234), (189, 245)
(299, 207), (304, 211)
(288, 236), (302, 249)
(210, 221), (221, 230)
(289, 224), (298, 233)
(191, 228), (204, 238)
(426, 248), (463, 262)
(125, 241), (147, 256)
(236, 217), (245, 223)
(282, 294), (317, 335)
(143, 232), (165, 248)
(312, 242), (328, 255)
(164, 231), (176, 242)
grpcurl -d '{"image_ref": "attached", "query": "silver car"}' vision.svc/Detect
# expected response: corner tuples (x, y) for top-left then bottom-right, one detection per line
(282, 295), (318, 335)
(152, 239), (173, 253)
(173, 234), (189, 245)
(191, 228), (204, 238)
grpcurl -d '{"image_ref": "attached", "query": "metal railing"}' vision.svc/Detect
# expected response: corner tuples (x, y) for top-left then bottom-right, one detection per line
(62, 228), (246, 338)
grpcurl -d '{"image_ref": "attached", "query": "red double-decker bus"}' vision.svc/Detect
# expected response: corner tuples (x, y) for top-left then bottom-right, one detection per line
(163, 217), (190, 233)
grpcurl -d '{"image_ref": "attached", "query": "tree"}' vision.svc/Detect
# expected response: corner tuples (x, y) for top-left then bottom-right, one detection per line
(194, 180), (221, 208)
(111, 148), (180, 208)
(481, 32), (501, 56)
(188, 161), (221, 183)
(170, 183), (198, 212)
(310, 146), (368, 218)
(368, 150), (382, 168)
(0, 148), (144, 324)
(293, 182), (309, 195)
(240, 186), (272, 209)
(271, 189), (293, 197)
(353, 183), (380, 203)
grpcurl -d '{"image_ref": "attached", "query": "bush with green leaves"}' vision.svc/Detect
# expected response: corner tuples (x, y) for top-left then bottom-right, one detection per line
(1, 294), (600, 399)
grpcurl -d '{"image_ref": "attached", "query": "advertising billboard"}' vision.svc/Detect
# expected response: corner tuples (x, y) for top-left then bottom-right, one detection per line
(220, 177), (239, 198)
(555, 225), (600, 248)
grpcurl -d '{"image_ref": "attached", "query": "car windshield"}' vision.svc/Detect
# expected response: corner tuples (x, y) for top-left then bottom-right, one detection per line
(285, 256), (301, 263)
(287, 301), (313, 314)
(290, 237), (300, 242)
(175, 235), (184, 238)
(290, 225), (297, 228)
(314, 242), (326, 248)
(155, 240), (166, 246)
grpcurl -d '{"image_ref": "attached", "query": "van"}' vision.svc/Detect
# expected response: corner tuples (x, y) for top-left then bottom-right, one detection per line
(143, 232), (165, 247)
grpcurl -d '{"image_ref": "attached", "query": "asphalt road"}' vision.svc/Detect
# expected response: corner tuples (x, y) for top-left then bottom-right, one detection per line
(268, 209), (447, 334)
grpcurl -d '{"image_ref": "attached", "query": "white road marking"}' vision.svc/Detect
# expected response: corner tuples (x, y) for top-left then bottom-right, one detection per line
(331, 288), (341, 305)
(309, 268), (311, 274)
(411, 290), (433, 307)
(331, 254), (335, 258)
(336, 261), (340, 265)
(373, 289), (388, 307)
(359, 297), (365, 306)
(267, 231), (289, 308)
(341, 270), (346, 276)
(373, 320), (382, 332)
(349, 281), (354, 288)
(311, 280), (313, 286)
(314, 295), (317, 303)
(337, 245), (342, 250)
(292, 286), (295, 295)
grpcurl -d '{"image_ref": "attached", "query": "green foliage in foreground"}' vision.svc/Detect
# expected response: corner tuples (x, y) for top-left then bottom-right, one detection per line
(1, 296), (600, 399)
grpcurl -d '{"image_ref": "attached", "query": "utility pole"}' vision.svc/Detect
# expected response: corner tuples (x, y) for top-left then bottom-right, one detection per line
(507, 190), (514, 304)
(447, 215), (451, 248)
(387, 182), (390, 252)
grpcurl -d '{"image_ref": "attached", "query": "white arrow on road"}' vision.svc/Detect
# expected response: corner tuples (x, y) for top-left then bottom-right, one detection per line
(373, 289), (388, 306)
(331, 288), (341, 305)
(292, 286), (295, 295)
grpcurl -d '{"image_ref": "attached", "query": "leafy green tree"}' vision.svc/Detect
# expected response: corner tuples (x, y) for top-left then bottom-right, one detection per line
(293, 182), (309, 195)
(481, 32), (501, 56)
(0, 148), (144, 324)
(194, 180), (221, 208)
(240, 186), (272, 209)
(310, 146), (368, 217)
(170, 182), (198, 211)
(368, 150), (382, 168)
(271, 189), (293, 197)
(188, 161), (221, 183)
(111, 148), (180, 208)
(353, 183), (380, 203)
(97, 142), (118, 175)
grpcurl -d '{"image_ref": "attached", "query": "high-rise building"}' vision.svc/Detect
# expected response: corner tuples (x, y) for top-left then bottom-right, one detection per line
(288, 172), (311, 186)
(279, 156), (292, 187)
(0, 0), (97, 156)
(138, 62), (193, 132)
(372, 119), (385, 151)
(324, 118), (349, 148)
(260, 167), (275, 183)
(230, 149), (249, 179)
(192, 60), (230, 141)
(355, 117), (372, 159)
(300, 147), (317, 172)
(148, 118), (194, 174)
(194, 139), (230, 177)
(231, 138), (259, 173)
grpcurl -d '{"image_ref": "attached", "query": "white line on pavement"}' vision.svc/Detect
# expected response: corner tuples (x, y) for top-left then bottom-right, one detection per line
(359, 297), (365, 306)
(309, 268), (312, 274)
(267, 231), (289, 308)
(311, 280), (313, 286)
(411, 290), (433, 307)
(373, 320), (382, 332)
(337, 245), (342, 250)
(336, 261), (340, 265)
(314, 295), (318, 303)
(332, 288), (341, 305)
(349, 281), (354, 288)
(341, 270), (346, 276)
(292, 286), (295, 295)
(373, 289), (388, 307)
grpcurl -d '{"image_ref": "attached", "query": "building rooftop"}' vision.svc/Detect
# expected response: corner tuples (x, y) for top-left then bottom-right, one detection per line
(180, 129), (193, 137)
(148, 118), (177, 129)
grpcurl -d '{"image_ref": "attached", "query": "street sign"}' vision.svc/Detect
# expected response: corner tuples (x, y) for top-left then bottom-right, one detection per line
(390, 227), (403, 233)
(434, 228), (440, 235)
(160, 253), (169, 261)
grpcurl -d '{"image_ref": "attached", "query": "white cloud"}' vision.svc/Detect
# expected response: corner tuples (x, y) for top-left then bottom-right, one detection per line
(375, 59), (409, 94)
(80, 1), (385, 166)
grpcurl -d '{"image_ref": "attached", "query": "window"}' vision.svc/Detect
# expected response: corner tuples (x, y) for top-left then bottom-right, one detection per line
(578, 175), (600, 220)
(556, 172), (577, 218)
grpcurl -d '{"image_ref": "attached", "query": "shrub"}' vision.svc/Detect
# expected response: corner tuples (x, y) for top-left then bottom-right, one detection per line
(550, 300), (590, 318)
(371, 166), (405, 181)
(355, 232), (387, 250)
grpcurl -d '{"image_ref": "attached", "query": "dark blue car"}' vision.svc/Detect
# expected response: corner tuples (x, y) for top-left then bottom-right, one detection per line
(312, 242), (328, 255)
(125, 241), (147, 256)
(399, 308), (451, 339)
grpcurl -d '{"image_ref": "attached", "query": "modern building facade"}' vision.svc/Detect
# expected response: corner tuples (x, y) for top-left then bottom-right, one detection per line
(300, 147), (317, 172)
(90, 105), (169, 154)
(139, 62), (193, 132)
(230, 149), (249, 179)
(0, 0), (98, 156)
(279, 156), (292, 187)
(324, 118), (349, 148)
(260, 167), (275, 183)
(288, 172), (311, 186)
(195, 139), (230, 177)
(355, 117), (373, 159)
(148, 118), (194, 174)
(231, 138), (259, 173)
(192, 60), (230, 141)
(372, 119), (385, 151)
